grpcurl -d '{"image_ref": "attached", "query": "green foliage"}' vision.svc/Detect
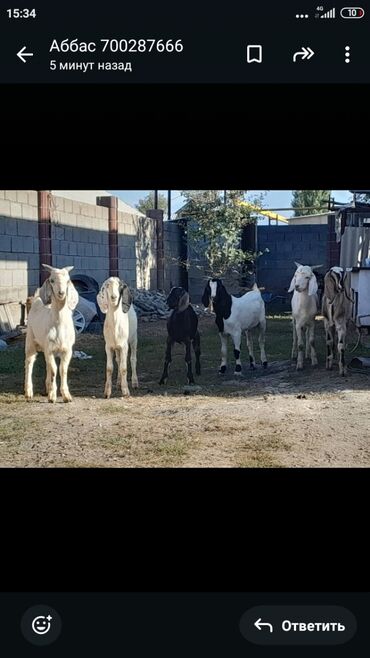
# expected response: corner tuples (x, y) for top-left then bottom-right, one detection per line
(291, 190), (331, 216)
(180, 190), (264, 276)
(136, 191), (168, 215)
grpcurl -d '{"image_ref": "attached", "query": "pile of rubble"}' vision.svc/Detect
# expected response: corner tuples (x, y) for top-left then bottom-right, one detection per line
(132, 290), (210, 322)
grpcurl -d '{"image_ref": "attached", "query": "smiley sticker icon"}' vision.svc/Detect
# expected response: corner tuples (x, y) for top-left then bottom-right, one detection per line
(21, 606), (62, 646)
(32, 614), (52, 635)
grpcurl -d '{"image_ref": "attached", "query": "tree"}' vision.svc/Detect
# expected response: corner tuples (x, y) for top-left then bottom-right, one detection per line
(291, 190), (331, 216)
(135, 191), (168, 215)
(181, 190), (265, 276)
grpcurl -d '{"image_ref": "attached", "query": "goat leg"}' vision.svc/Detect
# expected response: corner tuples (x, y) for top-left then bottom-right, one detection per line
(296, 322), (304, 370)
(258, 320), (268, 368)
(218, 332), (228, 374)
(60, 348), (73, 402)
(129, 335), (139, 388)
(104, 346), (114, 398)
(245, 330), (255, 370)
(185, 338), (195, 384)
(325, 322), (335, 370)
(159, 337), (173, 385)
(192, 332), (201, 375)
(119, 344), (130, 397)
(308, 322), (318, 367)
(46, 352), (58, 403)
(25, 340), (37, 401)
(337, 324), (347, 376)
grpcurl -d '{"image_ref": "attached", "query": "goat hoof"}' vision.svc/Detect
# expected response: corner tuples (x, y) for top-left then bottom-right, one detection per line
(250, 364), (256, 370)
(132, 380), (139, 389)
(262, 361), (268, 369)
(159, 379), (166, 385)
(63, 396), (72, 403)
(48, 398), (56, 404)
(219, 366), (226, 375)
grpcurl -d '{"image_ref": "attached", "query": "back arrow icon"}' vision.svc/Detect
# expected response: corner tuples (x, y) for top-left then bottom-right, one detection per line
(293, 46), (314, 62)
(17, 46), (34, 63)
(254, 618), (274, 633)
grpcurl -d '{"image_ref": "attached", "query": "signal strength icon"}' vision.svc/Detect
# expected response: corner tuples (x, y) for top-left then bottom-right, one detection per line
(320, 7), (336, 18)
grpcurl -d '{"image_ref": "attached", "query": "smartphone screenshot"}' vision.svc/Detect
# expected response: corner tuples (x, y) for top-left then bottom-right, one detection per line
(0, 1), (369, 655)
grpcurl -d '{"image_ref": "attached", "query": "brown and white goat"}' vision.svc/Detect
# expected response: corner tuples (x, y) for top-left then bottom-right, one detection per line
(321, 266), (352, 376)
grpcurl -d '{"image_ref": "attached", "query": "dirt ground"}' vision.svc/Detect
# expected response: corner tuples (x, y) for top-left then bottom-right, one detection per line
(1, 316), (370, 467)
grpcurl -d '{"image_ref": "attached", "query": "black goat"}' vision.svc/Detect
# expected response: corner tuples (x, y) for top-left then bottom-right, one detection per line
(159, 287), (201, 385)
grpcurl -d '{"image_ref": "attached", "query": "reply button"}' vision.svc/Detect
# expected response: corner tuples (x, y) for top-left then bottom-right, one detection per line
(239, 606), (357, 646)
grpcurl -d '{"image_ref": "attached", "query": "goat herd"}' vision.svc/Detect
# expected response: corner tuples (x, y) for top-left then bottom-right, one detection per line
(24, 262), (352, 403)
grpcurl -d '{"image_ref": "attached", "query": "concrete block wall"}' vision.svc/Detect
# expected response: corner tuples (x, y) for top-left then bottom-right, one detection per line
(51, 195), (110, 285)
(256, 225), (329, 296)
(118, 211), (157, 290)
(0, 191), (39, 317)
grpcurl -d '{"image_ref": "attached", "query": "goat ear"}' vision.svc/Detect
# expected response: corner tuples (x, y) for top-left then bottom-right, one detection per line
(178, 290), (190, 313)
(96, 280), (109, 314)
(324, 272), (337, 303)
(308, 274), (318, 296)
(288, 275), (296, 293)
(65, 265), (74, 273)
(294, 262), (302, 269)
(201, 283), (211, 308)
(120, 281), (132, 313)
(67, 281), (79, 310)
(39, 278), (52, 305)
(42, 263), (54, 273)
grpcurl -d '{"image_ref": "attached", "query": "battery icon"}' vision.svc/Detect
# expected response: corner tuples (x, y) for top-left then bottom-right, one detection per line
(340, 7), (365, 18)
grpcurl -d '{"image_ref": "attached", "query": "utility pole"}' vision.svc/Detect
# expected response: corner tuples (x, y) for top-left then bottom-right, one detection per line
(168, 190), (171, 221)
(154, 190), (159, 209)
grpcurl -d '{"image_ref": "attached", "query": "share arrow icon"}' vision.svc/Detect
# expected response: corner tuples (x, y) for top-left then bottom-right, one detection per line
(293, 46), (315, 62)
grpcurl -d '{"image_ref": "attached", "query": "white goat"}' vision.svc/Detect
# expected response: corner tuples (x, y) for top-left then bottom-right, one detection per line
(97, 277), (138, 398)
(288, 262), (322, 370)
(202, 278), (267, 374)
(321, 266), (352, 376)
(25, 264), (79, 403)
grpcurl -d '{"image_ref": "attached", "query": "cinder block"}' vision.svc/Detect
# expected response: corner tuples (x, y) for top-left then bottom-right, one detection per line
(60, 241), (69, 255)
(33, 238), (39, 253)
(69, 243), (77, 256)
(21, 204), (38, 221)
(10, 202), (22, 219)
(0, 191), (5, 199)
(0, 235), (11, 252)
(64, 228), (73, 242)
(72, 201), (82, 215)
(17, 219), (38, 238)
(16, 191), (28, 205)
(12, 269), (27, 286)
(63, 199), (73, 213)
(52, 241), (60, 255)
(4, 191), (17, 202)
(11, 236), (34, 253)
(55, 197), (64, 212)
(0, 199), (11, 216)
(1, 270), (12, 286)
(28, 191), (38, 207)
(28, 254), (39, 269)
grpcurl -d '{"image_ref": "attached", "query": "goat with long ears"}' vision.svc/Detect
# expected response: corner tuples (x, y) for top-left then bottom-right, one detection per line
(25, 264), (79, 403)
(288, 262), (322, 370)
